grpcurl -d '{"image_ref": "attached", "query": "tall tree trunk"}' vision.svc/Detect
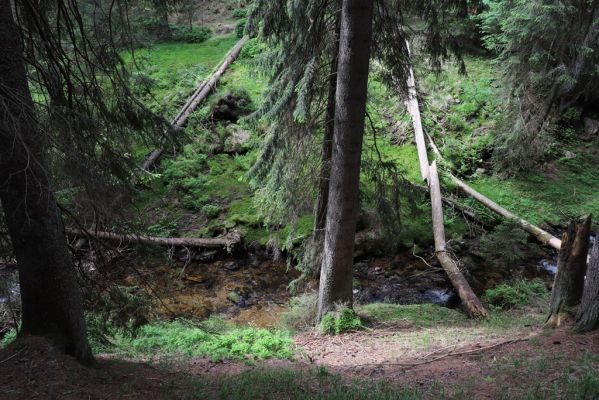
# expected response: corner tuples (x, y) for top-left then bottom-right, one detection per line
(0, 2), (92, 363)
(575, 227), (599, 332)
(546, 216), (592, 328)
(317, 0), (374, 321)
(153, 0), (171, 40)
(313, 11), (341, 238)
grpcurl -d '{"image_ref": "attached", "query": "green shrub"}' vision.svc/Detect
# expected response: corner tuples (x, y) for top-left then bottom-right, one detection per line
(201, 204), (221, 219)
(170, 24), (212, 43)
(483, 279), (548, 309)
(236, 19), (247, 38)
(319, 307), (363, 335)
(232, 8), (247, 18)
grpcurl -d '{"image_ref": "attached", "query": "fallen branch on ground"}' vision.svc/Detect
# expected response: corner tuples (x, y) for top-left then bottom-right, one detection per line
(66, 228), (242, 253)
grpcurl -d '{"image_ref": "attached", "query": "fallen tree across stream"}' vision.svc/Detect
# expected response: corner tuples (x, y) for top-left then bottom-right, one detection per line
(142, 36), (248, 171)
(66, 228), (242, 253)
(402, 47), (488, 318)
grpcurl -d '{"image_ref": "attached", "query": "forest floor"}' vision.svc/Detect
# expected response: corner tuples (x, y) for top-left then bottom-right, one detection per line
(1, 321), (597, 399)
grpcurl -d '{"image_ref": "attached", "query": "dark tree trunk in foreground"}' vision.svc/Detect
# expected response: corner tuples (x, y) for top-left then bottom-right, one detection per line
(317, 0), (374, 320)
(575, 227), (599, 332)
(313, 14), (341, 238)
(546, 216), (591, 328)
(0, 2), (92, 363)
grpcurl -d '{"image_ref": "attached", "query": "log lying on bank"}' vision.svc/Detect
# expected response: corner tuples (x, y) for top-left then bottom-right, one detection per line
(142, 36), (249, 171)
(575, 226), (599, 332)
(426, 134), (563, 251)
(66, 228), (242, 253)
(546, 216), (591, 328)
(429, 162), (488, 317)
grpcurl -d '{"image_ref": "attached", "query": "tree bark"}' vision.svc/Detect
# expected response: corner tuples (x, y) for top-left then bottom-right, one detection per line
(67, 228), (241, 253)
(546, 216), (592, 328)
(317, 0), (374, 321)
(575, 227), (599, 332)
(313, 12), (341, 238)
(429, 162), (488, 317)
(0, 2), (92, 363)
(142, 36), (248, 171)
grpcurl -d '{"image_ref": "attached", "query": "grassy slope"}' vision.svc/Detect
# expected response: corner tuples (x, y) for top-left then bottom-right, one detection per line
(418, 57), (599, 226)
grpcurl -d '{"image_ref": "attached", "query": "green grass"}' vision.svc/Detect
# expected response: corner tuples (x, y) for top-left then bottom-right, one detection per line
(124, 35), (239, 114)
(469, 150), (599, 225)
(359, 303), (468, 326)
(191, 367), (437, 399)
(112, 318), (294, 361)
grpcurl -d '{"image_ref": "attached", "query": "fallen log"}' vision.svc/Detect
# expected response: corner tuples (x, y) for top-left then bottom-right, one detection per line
(404, 40), (429, 182)
(142, 36), (248, 171)
(546, 216), (591, 328)
(401, 49), (487, 317)
(66, 228), (242, 253)
(426, 133), (563, 251)
(429, 162), (488, 317)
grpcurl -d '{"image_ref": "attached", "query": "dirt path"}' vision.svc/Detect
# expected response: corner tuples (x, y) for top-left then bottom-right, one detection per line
(1, 326), (597, 399)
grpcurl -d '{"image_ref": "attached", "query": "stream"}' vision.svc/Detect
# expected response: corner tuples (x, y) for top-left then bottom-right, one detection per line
(0, 246), (564, 329)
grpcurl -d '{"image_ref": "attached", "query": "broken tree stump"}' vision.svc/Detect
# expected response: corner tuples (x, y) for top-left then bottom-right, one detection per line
(575, 226), (599, 332)
(546, 215), (592, 328)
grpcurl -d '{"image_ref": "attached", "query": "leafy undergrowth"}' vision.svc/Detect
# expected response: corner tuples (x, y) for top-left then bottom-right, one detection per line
(107, 318), (294, 361)
(319, 307), (363, 334)
(483, 279), (549, 310)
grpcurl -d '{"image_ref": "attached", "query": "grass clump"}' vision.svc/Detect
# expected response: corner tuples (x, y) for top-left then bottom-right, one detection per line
(359, 303), (468, 326)
(119, 319), (294, 360)
(281, 293), (318, 331)
(319, 307), (363, 335)
(483, 279), (548, 310)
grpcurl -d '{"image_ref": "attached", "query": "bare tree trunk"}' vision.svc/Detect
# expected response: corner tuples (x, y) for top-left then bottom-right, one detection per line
(546, 216), (592, 328)
(317, 0), (374, 321)
(143, 36), (248, 171)
(429, 162), (488, 317)
(313, 12), (340, 238)
(0, 2), (92, 363)
(404, 41), (430, 182)
(575, 227), (599, 332)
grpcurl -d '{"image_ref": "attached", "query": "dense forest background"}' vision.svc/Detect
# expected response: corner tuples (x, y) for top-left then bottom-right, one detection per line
(0, 0), (598, 398)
